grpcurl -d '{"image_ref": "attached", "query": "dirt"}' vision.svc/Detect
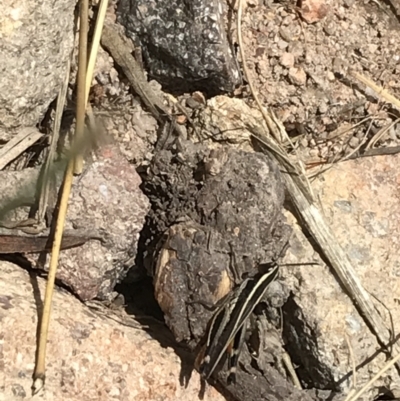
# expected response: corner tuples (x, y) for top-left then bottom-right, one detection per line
(236, 0), (400, 164)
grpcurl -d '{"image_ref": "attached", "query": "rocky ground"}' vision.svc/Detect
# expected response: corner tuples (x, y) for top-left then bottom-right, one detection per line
(1, 0), (400, 400)
(238, 0), (400, 163)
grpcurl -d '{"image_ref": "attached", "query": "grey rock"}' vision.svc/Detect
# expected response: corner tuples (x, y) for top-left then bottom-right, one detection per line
(117, 0), (241, 95)
(0, 168), (40, 210)
(24, 144), (151, 301)
(0, 0), (77, 141)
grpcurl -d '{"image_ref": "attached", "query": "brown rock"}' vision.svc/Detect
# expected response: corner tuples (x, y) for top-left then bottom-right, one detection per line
(298, 0), (329, 24)
(280, 53), (295, 68)
(58, 144), (150, 301)
(147, 144), (289, 346)
(0, 261), (226, 401)
(288, 67), (307, 86)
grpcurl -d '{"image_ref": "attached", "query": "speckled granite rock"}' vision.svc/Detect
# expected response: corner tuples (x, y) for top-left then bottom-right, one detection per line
(0, 0), (76, 141)
(117, 0), (241, 95)
(0, 261), (227, 401)
(280, 153), (400, 399)
(0, 144), (150, 301)
(37, 144), (151, 301)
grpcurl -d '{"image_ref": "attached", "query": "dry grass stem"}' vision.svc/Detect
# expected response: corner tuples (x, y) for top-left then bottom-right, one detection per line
(366, 118), (400, 150)
(346, 351), (400, 401)
(73, 0), (89, 174)
(37, 58), (71, 223)
(32, 0), (91, 393)
(282, 352), (302, 389)
(32, 160), (75, 395)
(0, 128), (43, 170)
(343, 333), (357, 401)
(85, 0), (110, 106)
(350, 70), (400, 111)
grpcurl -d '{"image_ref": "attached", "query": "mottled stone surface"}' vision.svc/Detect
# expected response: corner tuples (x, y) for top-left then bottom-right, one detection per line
(144, 142), (289, 346)
(38, 144), (151, 301)
(191, 95), (268, 150)
(117, 0), (241, 95)
(0, 146), (149, 301)
(0, 168), (39, 210)
(0, 261), (226, 401)
(0, 0), (76, 140)
(280, 153), (400, 398)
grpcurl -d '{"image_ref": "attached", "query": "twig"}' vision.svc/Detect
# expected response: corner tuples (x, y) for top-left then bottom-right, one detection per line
(73, 0), (89, 175)
(0, 128), (43, 170)
(346, 145), (400, 159)
(85, 0), (109, 106)
(350, 70), (400, 111)
(341, 119), (373, 162)
(32, 0), (89, 393)
(366, 118), (400, 150)
(100, 22), (186, 141)
(346, 351), (400, 401)
(325, 117), (372, 142)
(343, 334), (357, 401)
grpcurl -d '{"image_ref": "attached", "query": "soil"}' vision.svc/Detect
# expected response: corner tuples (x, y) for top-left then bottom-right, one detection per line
(236, 0), (400, 164)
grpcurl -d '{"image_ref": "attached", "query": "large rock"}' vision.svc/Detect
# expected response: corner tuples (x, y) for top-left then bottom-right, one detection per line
(0, 144), (150, 302)
(40, 144), (150, 301)
(148, 145), (289, 346)
(117, 0), (241, 95)
(280, 153), (400, 398)
(0, 260), (226, 401)
(0, 0), (77, 141)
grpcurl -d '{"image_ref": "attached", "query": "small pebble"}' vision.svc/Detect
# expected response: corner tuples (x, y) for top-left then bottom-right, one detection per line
(343, 0), (355, 7)
(300, 137), (308, 147)
(279, 27), (292, 42)
(288, 67), (307, 86)
(324, 21), (335, 36)
(280, 52), (295, 68)
(319, 103), (328, 114)
(288, 41), (304, 57)
(186, 97), (202, 109)
(277, 39), (289, 50)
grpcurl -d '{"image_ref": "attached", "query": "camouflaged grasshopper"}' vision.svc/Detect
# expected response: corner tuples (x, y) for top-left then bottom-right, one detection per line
(197, 261), (280, 383)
